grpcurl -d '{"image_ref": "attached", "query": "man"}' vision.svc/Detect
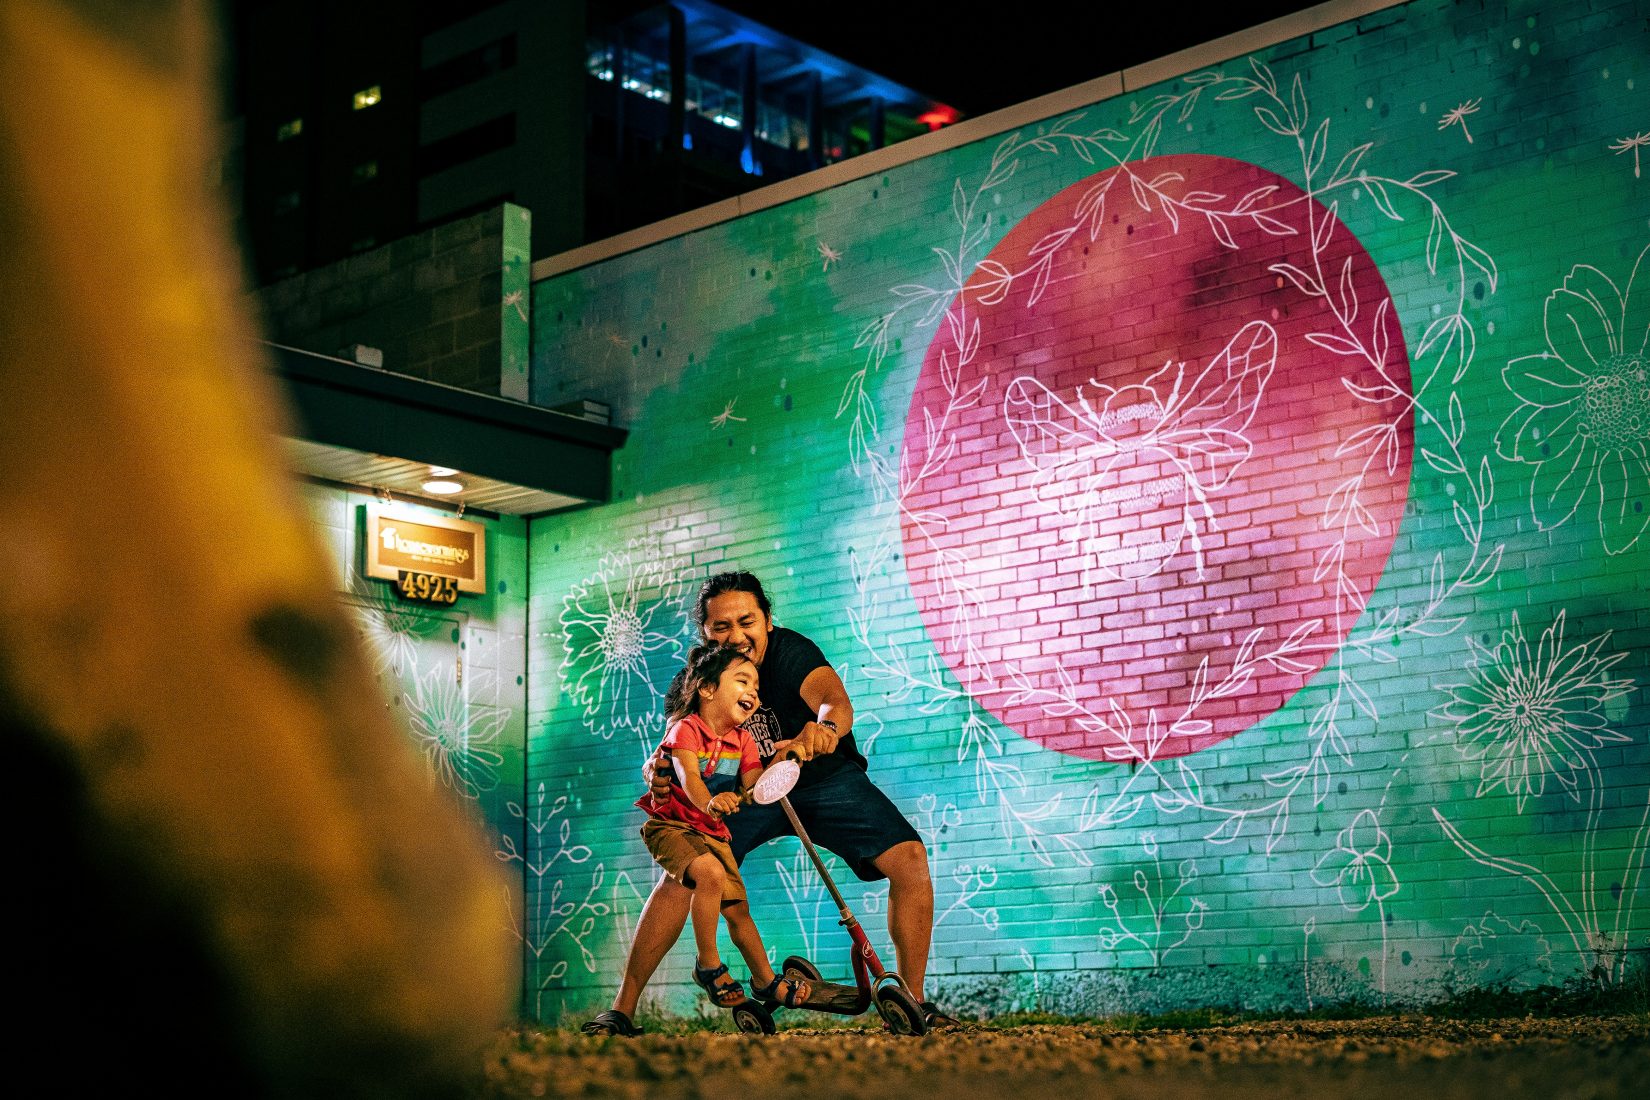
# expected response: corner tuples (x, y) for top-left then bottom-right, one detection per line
(584, 571), (955, 1034)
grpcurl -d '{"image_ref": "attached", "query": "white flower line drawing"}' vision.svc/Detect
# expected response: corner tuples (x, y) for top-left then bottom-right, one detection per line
(1449, 911), (1555, 989)
(709, 397), (747, 430)
(497, 783), (643, 1019)
(404, 661), (509, 800)
(817, 239), (842, 271)
(1494, 242), (1650, 556)
(839, 58), (1501, 866)
(502, 288), (528, 322)
(343, 568), (445, 679)
(1004, 320), (1278, 585)
(1610, 133), (1649, 179)
(936, 864), (1000, 930)
(1437, 99), (1482, 143)
(1096, 833), (1207, 971)
(558, 537), (686, 758)
(1310, 808), (1400, 1000)
(1431, 611), (1646, 983)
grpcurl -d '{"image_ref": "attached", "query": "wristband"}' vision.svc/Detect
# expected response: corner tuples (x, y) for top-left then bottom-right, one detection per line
(818, 718), (839, 733)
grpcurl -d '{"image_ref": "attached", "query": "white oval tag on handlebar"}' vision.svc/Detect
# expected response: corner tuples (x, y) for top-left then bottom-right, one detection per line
(752, 758), (801, 804)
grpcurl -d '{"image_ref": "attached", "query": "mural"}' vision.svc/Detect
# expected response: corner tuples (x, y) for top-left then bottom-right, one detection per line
(526, 0), (1649, 1019)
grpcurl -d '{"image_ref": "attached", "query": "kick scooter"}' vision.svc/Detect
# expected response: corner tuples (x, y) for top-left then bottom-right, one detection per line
(748, 755), (929, 1035)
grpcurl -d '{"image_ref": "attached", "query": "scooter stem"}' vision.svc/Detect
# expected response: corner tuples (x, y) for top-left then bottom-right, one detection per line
(777, 795), (854, 921)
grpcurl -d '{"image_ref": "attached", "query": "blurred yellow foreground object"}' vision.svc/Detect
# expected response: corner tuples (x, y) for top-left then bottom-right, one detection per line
(0, 1), (514, 1094)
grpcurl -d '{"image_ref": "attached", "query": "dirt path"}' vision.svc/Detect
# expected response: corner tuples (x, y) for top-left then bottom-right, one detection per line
(478, 1016), (1647, 1099)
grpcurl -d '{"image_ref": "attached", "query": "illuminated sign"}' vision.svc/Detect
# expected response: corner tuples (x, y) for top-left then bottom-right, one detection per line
(365, 504), (486, 594)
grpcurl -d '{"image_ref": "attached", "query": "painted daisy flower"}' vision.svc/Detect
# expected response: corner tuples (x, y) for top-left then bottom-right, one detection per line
(559, 539), (685, 744)
(405, 662), (508, 800)
(1495, 243), (1650, 555)
(1431, 611), (1632, 812)
(1311, 809), (1400, 912)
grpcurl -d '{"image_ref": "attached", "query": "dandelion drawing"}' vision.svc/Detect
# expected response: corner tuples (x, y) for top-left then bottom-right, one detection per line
(1438, 99), (1482, 143)
(558, 539), (686, 749)
(1494, 242), (1650, 555)
(502, 288), (527, 321)
(1433, 611), (1644, 984)
(404, 662), (508, 800)
(1610, 132), (1650, 178)
(816, 240), (841, 271)
(1004, 320), (1277, 582)
(1432, 610), (1632, 812)
(709, 397), (747, 430)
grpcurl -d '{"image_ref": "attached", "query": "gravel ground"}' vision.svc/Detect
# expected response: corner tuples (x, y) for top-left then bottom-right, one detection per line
(477, 1015), (1648, 1099)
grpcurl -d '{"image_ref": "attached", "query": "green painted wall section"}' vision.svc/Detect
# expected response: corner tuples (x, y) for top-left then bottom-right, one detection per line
(525, 0), (1649, 1021)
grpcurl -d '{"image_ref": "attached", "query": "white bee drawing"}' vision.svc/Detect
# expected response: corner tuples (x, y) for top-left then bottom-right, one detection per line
(1004, 320), (1278, 584)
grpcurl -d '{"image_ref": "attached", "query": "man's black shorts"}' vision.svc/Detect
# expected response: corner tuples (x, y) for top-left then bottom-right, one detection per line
(726, 764), (921, 881)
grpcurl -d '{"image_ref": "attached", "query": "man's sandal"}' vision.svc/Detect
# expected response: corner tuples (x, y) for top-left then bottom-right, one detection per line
(580, 1010), (643, 1037)
(692, 962), (747, 1008)
(753, 973), (812, 1008)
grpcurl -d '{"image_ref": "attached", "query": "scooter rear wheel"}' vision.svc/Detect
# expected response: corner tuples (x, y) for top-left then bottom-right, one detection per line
(731, 1001), (776, 1035)
(873, 985), (927, 1036)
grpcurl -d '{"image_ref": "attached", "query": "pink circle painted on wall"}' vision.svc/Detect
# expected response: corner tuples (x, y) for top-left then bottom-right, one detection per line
(900, 155), (1412, 763)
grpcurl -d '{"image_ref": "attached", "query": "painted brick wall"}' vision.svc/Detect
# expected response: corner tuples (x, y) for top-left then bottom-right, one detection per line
(525, 0), (1649, 1021)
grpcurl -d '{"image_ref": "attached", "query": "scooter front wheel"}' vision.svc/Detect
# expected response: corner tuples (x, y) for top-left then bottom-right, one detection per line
(732, 1000), (776, 1035)
(873, 985), (927, 1036)
(780, 954), (823, 983)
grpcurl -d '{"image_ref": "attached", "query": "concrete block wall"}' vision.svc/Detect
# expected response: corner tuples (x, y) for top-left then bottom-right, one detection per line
(524, 0), (1649, 1021)
(256, 203), (528, 395)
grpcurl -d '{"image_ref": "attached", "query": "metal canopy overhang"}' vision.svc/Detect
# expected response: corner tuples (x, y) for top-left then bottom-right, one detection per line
(271, 344), (627, 516)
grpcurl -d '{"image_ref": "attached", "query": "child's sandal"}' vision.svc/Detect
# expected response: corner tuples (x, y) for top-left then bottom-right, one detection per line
(753, 973), (811, 1008)
(692, 962), (746, 1008)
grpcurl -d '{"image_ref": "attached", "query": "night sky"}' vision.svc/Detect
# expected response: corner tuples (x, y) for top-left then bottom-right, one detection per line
(710, 0), (1340, 116)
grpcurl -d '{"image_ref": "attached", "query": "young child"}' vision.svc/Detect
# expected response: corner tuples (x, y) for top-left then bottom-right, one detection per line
(638, 641), (811, 1010)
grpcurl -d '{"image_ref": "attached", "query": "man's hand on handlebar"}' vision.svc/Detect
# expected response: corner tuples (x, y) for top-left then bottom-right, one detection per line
(794, 720), (841, 759)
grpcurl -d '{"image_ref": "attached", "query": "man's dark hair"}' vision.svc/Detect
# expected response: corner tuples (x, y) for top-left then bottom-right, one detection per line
(693, 571), (771, 629)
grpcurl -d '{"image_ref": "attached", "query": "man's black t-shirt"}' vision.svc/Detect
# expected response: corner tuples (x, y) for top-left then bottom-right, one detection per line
(743, 626), (868, 789)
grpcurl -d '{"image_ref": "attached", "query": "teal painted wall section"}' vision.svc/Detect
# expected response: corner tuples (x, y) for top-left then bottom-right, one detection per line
(526, 0), (1649, 1021)
(299, 482), (532, 1005)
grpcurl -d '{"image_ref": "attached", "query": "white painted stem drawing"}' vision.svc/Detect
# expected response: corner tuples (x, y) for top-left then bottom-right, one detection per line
(498, 783), (642, 1019)
(1096, 834), (1206, 971)
(1311, 808), (1399, 1000)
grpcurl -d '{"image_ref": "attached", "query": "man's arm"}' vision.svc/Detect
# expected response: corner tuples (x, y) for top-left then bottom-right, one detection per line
(793, 665), (853, 758)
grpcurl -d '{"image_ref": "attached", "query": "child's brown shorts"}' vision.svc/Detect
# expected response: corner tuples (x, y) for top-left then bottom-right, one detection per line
(641, 819), (747, 903)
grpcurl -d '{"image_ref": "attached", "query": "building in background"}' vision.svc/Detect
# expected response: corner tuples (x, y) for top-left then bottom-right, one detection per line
(224, 0), (958, 284)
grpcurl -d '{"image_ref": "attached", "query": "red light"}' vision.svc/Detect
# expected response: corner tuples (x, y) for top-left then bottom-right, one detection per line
(917, 108), (957, 131)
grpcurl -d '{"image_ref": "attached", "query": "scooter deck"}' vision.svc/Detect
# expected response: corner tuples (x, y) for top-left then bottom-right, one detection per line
(775, 977), (864, 1015)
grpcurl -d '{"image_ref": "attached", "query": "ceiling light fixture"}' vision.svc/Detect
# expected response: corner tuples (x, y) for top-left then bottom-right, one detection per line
(421, 478), (464, 496)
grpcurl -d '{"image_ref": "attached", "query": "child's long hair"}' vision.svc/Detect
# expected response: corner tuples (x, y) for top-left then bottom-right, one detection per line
(663, 641), (752, 722)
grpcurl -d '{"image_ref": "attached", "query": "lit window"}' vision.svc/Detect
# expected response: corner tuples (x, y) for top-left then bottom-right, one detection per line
(276, 118), (303, 141)
(353, 85), (382, 110)
(352, 160), (379, 183)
